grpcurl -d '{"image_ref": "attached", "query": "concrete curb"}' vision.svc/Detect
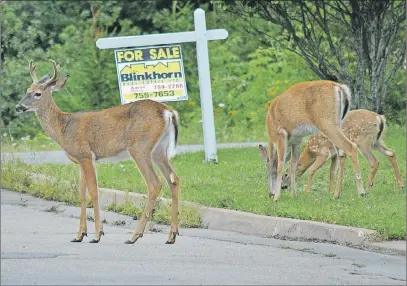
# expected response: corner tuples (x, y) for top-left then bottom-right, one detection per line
(98, 188), (381, 247)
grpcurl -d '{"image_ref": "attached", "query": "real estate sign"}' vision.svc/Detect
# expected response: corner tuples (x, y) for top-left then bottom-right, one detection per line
(114, 45), (188, 104)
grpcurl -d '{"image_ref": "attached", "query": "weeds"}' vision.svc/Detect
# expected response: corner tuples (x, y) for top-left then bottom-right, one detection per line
(352, 263), (366, 268)
(112, 220), (126, 226)
(105, 200), (203, 228)
(44, 205), (62, 213)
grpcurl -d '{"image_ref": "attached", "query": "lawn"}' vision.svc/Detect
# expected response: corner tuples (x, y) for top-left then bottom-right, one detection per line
(1, 124), (406, 239)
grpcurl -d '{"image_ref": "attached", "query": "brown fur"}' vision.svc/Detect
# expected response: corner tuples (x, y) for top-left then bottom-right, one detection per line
(282, 109), (404, 197)
(259, 80), (365, 201)
(16, 60), (181, 244)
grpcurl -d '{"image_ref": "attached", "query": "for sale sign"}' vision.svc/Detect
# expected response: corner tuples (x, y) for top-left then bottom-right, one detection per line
(114, 45), (188, 104)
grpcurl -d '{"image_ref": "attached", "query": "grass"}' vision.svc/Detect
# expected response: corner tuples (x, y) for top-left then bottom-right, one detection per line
(1, 124), (405, 239)
(352, 263), (366, 268)
(44, 205), (62, 213)
(2, 132), (62, 152)
(1, 160), (203, 228)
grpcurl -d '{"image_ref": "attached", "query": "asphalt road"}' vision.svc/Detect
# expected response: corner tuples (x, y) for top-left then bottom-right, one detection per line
(1, 190), (406, 285)
(1, 142), (266, 165)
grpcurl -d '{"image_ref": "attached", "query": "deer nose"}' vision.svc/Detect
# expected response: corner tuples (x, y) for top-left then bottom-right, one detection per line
(15, 104), (27, 113)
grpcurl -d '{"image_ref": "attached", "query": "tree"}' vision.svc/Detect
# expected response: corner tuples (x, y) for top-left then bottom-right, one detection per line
(226, 0), (406, 113)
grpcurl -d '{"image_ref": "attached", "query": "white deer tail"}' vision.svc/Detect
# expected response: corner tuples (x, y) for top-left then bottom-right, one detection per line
(157, 109), (179, 160)
(334, 84), (351, 127)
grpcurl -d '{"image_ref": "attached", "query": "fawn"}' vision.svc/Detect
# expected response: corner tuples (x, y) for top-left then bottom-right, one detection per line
(281, 109), (404, 197)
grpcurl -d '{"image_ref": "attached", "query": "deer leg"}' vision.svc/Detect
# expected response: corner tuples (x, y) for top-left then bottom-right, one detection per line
(153, 152), (180, 244)
(71, 167), (88, 242)
(328, 156), (339, 194)
(269, 142), (278, 194)
(80, 159), (104, 243)
(374, 141), (404, 190)
(334, 152), (347, 199)
(289, 144), (301, 196)
(320, 127), (365, 197)
(305, 155), (328, 194)
(358, 145), (379, 190)
(125, 151), (163, 244)
(273, 128), (288, 201)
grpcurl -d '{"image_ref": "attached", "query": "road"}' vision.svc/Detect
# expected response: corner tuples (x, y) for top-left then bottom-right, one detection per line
(1, 190), (406, 285)
(1, 142), (266, 165)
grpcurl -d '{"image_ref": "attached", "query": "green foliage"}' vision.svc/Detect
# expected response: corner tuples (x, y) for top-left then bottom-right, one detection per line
(1, 158), (203, 228)
(4, 0), (396, 145)
(1, 159), (81, 205)
(1, 1), (405, 143)
(2, 131), (61, 152)
(106, 201), (143, 217)
(151, 200), (204, 228)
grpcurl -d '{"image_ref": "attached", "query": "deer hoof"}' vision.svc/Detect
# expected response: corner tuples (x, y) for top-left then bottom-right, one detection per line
(360, 192), (366, 197)
(89, 231), (104, 243)
(165, 232), (178, 244)
(124, 239), (136, 244)
(70, 232), (87, 242)
(124, 233), (142, 244)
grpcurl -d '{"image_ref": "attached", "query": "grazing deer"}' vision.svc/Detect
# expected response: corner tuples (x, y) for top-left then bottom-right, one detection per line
(15, 59), (181, 245)
(281, 109), (404, 197)
(259, 80), (365, 201)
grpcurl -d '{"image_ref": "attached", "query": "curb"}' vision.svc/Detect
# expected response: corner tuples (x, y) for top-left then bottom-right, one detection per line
(98, 188), (381, 247)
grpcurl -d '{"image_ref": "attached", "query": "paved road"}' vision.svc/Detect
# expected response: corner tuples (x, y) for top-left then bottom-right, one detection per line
(1, 190), (406, 285)
(1, 142), (266, 165)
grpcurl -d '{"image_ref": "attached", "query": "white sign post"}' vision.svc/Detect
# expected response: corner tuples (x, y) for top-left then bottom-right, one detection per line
(96, 8), (227, 163)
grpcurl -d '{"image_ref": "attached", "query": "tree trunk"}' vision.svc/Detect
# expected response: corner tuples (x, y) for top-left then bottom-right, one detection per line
(354, 27), (367, 109)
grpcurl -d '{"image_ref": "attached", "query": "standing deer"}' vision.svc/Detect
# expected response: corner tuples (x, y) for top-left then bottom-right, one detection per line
(258, 80), (365, 201)
(281, 109), (404, 197)
(15, 59), (181, 245)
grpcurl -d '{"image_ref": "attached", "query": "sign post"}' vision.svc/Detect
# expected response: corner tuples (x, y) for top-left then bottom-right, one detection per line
(96, 8), (227, 163)
(194, 9), (218, 163)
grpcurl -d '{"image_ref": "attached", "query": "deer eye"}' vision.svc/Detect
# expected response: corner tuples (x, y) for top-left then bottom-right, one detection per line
(33, 92), (41, 98)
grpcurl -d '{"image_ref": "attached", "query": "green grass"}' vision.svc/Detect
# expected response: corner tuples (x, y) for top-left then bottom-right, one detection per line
(1, 125), (405, 239)
(2, 132), (62, 152)
(1, 160), (203, 228)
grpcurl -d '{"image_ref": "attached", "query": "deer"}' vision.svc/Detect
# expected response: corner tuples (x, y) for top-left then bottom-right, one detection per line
(280, 109), (404, 198)
(258, 80), (366, 201)
(15, 59), (181, 245)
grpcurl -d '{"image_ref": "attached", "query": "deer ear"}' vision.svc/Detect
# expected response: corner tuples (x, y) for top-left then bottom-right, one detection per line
(259, 144), (269, 163)
(52, 74), (69, 91)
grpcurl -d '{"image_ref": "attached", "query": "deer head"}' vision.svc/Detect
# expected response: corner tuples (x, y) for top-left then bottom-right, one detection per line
(15, 59), (69, 113)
